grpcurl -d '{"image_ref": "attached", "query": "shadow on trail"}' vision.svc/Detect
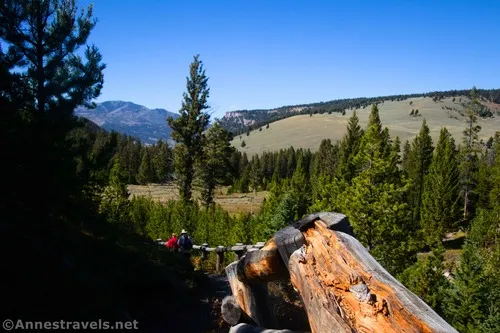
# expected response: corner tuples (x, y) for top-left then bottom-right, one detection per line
(0, 215), (227, 333)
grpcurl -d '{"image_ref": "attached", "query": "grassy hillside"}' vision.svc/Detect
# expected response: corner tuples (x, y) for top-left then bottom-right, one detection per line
(233, 96), (500, 156)
(128, 184), (268, 215)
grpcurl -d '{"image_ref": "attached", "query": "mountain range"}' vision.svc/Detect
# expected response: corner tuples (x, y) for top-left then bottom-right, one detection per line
(75, 101), (179, 145)
(74, 88), (500, 145)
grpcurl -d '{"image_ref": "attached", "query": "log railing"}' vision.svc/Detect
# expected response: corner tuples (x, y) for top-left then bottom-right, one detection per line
(222, 212), (459, 333)
(156, 239), (266, 273)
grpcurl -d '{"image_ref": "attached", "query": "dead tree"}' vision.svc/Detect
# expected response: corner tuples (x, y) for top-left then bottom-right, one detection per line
(223, 212), (458, 333)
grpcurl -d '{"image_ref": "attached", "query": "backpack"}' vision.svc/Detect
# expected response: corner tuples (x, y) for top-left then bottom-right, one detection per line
(179, 235), (193, 250)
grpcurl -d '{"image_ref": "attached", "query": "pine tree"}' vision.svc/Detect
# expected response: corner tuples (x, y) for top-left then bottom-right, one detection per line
(488, 135), (500, 208)
(401, 140), (412, 173)
(249, 155), (262, 195)
(137, 149), (154, 185)
(290, 152), (309, 219)
(399, 245), (449, 313)
(460, 88), (482, 220)
(151, 140), (172, 183)
(340, 104), (413, 274)
(263, 192), (297, 239)
(420, 128), (460, 245)
(444, 242), (486, 332)
(0, 0), (105, 227)
(336, 111), (364, 184)
(406, 119), (434, 230)
(198, 122), (233, 208)
(99, 156), (130, 225)
(167, 55), (210, 201)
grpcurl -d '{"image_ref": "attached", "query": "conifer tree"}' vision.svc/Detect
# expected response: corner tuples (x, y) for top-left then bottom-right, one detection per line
(340, 104), (413, 274)
(401, 140), (412, 173)
(151, 140), (172, 183)
(198, 122), (233, 208)
(249, 155), (262, 194)
(489, 136), (500, 208)
(399, 245), (449, 313)
(0, 0), (105, 226)
(444, 242), (486, 332)
(420, 128), (460, 245)
(335, 111), (364, 184)
(168, 55), (210, 201)
(137, 149), (154, 185)
(460, 88), (482, 220)
(290, 152), (309, 219)
(406, 119), (434, 229)
(99, 156), (130, 225)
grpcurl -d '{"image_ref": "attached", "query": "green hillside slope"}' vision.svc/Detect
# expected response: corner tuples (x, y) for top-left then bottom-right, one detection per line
(233, 96), (500, 156)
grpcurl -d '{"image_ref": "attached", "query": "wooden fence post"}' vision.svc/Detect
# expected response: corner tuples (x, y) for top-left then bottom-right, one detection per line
(200, 243), (208, 270)
(215, 245), (225, 273)
(234, 243), (245, 261)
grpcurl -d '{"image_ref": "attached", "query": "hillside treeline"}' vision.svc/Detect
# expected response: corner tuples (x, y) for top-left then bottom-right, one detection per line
(221, 87), (500, 136)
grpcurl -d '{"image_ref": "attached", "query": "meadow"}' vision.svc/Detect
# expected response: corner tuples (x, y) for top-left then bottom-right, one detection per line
(127, 183), (268, 215)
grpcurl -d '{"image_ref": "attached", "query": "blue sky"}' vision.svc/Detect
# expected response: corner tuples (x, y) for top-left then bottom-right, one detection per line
(81, 0), (500, 120)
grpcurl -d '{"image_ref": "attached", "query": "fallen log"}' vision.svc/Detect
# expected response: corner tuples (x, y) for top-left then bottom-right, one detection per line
(287, 220), (458, 333)
(228, 323), (308, 333)
(229, 323), (309, 333)
(237, 237), (289, 283)
(225, 212), (458, 333)
(222, 295), (256, 326)
(226, 261), (276, 328)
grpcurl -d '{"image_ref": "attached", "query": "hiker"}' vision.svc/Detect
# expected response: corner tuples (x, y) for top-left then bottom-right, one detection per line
(166, 233), (178, 251)
(177, 229), (193, 259)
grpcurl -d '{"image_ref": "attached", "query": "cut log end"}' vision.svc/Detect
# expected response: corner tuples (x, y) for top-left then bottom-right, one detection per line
(222, 296), (242, 326)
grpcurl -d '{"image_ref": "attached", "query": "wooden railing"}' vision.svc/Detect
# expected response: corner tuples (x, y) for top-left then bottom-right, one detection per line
(156, 240), (266, 272)
(221, 212), (459, 333)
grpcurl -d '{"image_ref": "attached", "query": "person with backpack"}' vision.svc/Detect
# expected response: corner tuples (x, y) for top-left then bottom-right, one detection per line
(177, 229), (193, 259)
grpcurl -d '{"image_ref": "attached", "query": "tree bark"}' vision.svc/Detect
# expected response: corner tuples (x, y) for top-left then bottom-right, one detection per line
(288, 220), (458, 333)
(237, 237), (289, 283)
(226, 262), (276, 328)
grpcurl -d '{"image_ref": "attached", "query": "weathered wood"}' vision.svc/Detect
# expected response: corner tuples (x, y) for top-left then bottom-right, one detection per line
(237, 237), (289, 283)
(316, 212), (354, 236)
(226, 262), (276, 328)
(216, 245), (225, 273)
(222, 295), (246, 326)
(234, 243), (246, 261)
(288, 220), (458, 333)
(228, 323), (307, 333)
(275, 226), (305, 267)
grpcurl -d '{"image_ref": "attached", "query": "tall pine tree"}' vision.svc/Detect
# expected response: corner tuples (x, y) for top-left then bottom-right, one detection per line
(339, 104), (413, 275)
(335, 111), (364, 184)
(460, 87), (482, 221)
(406, 119), (434, 230)
(420, 128), (460, 246)
(168, 55), (210, 201)
(198, 122), (233, 208)
(0, 0), (105, 229)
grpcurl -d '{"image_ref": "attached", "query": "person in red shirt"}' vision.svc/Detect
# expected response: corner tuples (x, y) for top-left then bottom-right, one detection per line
(166, 233), (179, 251)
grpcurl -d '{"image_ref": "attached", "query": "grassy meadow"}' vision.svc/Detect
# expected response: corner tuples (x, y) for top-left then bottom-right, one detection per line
(233, 96), (500, 156)
(128, 183), (268, 215)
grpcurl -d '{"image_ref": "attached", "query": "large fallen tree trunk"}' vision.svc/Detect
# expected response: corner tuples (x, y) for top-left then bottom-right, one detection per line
(224, 212), (458, 333)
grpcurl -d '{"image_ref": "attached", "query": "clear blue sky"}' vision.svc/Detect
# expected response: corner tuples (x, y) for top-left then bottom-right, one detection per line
(81, 0), (500, 120)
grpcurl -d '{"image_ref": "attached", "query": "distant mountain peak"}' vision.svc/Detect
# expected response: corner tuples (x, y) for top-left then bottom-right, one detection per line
(75, 101), (179, 144)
